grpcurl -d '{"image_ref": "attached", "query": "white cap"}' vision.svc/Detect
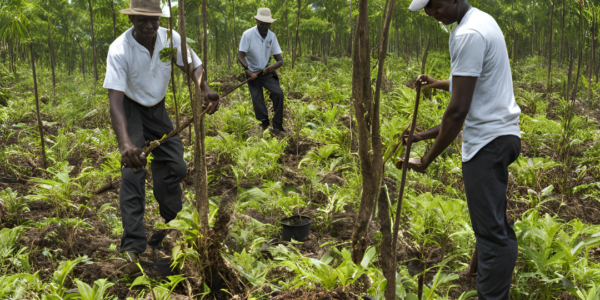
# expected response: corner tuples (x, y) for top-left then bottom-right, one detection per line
(255, 8), (276, 23)
(408, 0), (429, 11)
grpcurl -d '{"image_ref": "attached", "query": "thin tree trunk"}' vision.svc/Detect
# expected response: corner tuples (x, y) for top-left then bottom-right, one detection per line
(231, 0), (237, 62)
(168, 0), (179, 132)
(350, 0), (379, 265)
(30, 44), (46, 169)
(560, 0), (565, 66)
(78, 41), (86, 82)
(292, 0), (301, 69)
(373, 2), (396, 297)
(112, 0), (116, 40)
(47, 17), (56, 97)
(87, 0), (98, 88)
(285, 9), (291, 52)
(547, 1), (555, 93)
(588, 12), (595, 108)
(573, 2), (584, 101)
(202, 0), (208, 74)
(348, 0), (353, 56)
(195, 0), (210, 231)
(531, 0), (536, 57)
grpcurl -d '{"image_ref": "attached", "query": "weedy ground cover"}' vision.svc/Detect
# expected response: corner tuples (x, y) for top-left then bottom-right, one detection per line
(0, 54), (598, 299)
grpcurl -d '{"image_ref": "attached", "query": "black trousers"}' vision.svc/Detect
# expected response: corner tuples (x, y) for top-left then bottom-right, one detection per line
(119, 96), (186, 253)
(463, 135), (521, 300)
(247, 72), (284, 129)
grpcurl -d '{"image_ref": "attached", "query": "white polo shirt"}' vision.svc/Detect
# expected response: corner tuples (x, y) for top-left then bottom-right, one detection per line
(103, 27), (202, 107)
(238, 26), (282, 72)
(448, 8), (521, 162)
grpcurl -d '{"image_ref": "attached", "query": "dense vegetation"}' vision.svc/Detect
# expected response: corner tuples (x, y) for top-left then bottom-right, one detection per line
(1, 0), (600, 299)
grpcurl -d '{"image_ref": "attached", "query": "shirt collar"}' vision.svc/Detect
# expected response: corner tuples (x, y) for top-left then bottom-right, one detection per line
(127, 27), (161, 55)
(254, 26), (270, 41)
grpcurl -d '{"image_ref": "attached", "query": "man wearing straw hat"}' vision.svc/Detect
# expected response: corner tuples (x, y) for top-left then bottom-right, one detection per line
(238, 8), (286, 134)
(401, 0), (521, 298)
(103, 0), (220, 274)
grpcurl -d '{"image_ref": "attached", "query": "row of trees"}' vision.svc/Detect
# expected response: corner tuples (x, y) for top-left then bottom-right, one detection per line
(2, 1), (599, 87)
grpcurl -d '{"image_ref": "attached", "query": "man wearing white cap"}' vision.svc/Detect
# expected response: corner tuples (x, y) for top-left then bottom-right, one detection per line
(238, 8), (285, 134)
(103, 0), (220, 274)
(402, 0), (521, 298)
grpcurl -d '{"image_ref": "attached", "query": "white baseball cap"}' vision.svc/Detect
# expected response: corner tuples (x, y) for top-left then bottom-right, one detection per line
(408, 0), (430, 11)
(255, 8), (276, 23)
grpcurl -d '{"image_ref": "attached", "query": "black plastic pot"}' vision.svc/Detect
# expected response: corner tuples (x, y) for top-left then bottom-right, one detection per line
(281, 215), (312, 242)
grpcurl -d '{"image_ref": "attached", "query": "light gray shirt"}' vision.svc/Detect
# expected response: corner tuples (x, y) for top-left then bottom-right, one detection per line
(238, 26), (282, 72)
(103, 27), (201, 107)
(449, 8), (521, 162)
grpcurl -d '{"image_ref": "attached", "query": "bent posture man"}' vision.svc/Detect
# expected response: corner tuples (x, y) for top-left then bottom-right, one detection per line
(238, 8), (285, 134)
(103, 0), (219, 273)
(405, 0), (521, 298)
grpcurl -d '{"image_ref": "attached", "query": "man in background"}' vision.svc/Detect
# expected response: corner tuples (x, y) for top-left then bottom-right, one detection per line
(238, 8), (286, 134)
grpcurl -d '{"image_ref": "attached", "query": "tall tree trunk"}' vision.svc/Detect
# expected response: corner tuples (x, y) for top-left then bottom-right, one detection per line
(285, 9), (291, 52)
(588, 12), (595, 108)
(30, 44), (46, 169)
(87, 0), (98, 88)
(168, 0), (179, 131)
(573, 3), (584, 101)
(560, 0), (565, 66)
(348, 0), (353, 56)
(112, 0), (116, 40)
(350, 0), (380, 265)
(531, 0), (536, 57)
(292, 0), (301, 69)
(194, 0), (210, 231)
(373, 2), (396, 297)
(231, 0), (237, 62)
(202, 0), (208, 73)
(47, 17), (56, 97)
(547, 1), (555, 93)
(78, 40), (86, 82)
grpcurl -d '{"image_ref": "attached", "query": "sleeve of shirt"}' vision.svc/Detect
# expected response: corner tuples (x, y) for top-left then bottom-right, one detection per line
(270, 34), (282, 56)
(451, 31), (485, 77)
(239, 32), (250, 52)
(173, 30), (202, 69)
(102, 46), (128, 92)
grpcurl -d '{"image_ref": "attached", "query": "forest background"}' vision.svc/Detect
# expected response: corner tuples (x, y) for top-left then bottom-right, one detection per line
(1, 0), (600, 299)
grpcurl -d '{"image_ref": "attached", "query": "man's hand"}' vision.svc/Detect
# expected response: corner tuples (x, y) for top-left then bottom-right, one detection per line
(395, 157), (429, 173)
(120, 142), (147, 169)
(262, 65), (274, 74)
(245, 69), (258, 81)
(402, 128), (423, 146)
(416, 74), (439, 89)
(203, 89), (220, 115)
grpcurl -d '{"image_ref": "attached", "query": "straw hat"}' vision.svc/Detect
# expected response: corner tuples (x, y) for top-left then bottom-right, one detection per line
(408, 0), (429, 11)
(120, 0), (167, 17)
(254, 8), (276, 23)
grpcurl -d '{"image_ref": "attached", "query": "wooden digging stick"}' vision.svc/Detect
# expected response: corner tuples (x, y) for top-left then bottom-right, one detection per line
(391, 80), (422, 263)
(141, 75), (257, 156)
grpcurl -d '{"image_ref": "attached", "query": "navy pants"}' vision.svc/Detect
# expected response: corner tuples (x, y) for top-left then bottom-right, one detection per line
(119, 96), (186, 253)
(247, 72), (285, 129)
(462, 135), (521, 300)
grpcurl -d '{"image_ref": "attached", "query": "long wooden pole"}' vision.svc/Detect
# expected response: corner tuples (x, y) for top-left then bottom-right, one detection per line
(168, 0), (180, 133)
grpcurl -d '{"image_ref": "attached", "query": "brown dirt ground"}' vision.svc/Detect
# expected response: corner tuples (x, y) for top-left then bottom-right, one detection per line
(270, 287), (361, 300)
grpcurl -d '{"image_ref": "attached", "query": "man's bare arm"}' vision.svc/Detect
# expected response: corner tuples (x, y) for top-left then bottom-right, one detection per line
(238, 51), (258, 81)
(417, 74), (451, 91)
(407, 76), (477, 172)
(108, 89), (146, 168)
(263, 54), (284, 74)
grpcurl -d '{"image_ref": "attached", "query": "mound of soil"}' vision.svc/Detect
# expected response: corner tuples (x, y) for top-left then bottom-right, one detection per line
(270, 287), (360, 300)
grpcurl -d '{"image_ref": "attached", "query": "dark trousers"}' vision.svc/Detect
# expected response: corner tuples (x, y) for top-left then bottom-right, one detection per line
(120, 96), (187, 253)
(463, 135), (521, 300)
(247, 72), (284, 129)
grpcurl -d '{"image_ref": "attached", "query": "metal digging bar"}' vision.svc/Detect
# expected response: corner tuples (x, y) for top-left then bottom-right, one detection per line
(391, 79), (422, 263)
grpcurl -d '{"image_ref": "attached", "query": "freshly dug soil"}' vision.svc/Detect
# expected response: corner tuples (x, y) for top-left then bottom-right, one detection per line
(270, 287), (360, 300)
